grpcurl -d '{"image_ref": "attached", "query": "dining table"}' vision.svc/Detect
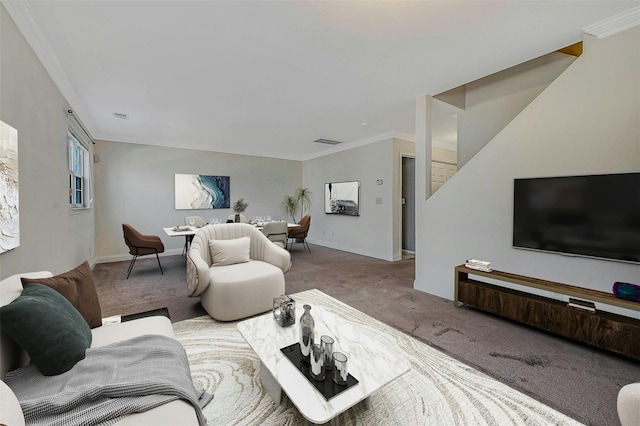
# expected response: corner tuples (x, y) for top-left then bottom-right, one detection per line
(253, 222), (299, 231)
(163, 222), (300, 255)
(163, 225), (197, 255)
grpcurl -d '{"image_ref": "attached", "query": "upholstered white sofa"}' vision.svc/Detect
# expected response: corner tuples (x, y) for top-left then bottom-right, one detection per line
(187, 223), (291, 321)
(0, 271), (199, 426)
(618, 382), (640, 426)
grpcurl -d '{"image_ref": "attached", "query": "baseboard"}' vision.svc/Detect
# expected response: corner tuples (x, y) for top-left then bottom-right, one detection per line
(98, 243), (401, 264)
(95, 248), (183, 264)
(305, 238), (393, 261)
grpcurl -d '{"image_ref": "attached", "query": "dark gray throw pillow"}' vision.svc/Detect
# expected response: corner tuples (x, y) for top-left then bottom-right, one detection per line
(0, 283), (92, 376)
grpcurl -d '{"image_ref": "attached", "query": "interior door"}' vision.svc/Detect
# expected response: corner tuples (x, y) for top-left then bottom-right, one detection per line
(402, 157), (415, 252)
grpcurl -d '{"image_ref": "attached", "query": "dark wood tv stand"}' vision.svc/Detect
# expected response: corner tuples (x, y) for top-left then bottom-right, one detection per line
(454, 265), (640, 361)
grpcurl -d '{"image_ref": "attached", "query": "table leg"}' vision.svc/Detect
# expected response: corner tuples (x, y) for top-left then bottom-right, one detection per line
(363, 396), (371, 410)
(182, 235), (194, 256)
(260, 362), (283, 405)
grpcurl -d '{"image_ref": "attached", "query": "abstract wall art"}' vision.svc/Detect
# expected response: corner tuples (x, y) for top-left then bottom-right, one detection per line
(175, 174), (230, 210)
(0, 120), (19, 253)
(324, 181), (360, 216)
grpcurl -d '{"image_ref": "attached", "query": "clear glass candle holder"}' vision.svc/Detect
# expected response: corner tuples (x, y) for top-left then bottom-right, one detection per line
(310, 343), (325, 381)
(320, 335), (334, 370)
(332, 352), (348, 385)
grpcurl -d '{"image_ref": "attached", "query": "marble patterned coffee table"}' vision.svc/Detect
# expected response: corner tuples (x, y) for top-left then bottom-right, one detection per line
(237, 290), (411, 424)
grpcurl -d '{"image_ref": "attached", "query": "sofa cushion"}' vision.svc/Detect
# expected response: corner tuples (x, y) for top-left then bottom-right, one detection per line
(209, 236), (250, 266)
(21, 261), (103, 328)
(0, 380), (25, 426)
(0, 283), (92, 376)
(203, 260), (285, 321)
(91, 316), (174, 348)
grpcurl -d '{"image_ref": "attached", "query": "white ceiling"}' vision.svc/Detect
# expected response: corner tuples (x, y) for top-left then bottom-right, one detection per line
(4, 1), (637, 160)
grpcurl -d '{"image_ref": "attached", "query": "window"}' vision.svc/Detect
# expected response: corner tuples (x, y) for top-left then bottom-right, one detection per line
(68, 131), (92, 209)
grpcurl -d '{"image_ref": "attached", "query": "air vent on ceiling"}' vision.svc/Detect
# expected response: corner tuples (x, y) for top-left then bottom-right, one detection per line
(113, 112), (129, 120)
(313, 138), (342, 145)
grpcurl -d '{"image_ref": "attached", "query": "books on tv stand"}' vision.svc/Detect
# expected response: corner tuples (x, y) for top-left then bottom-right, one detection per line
(567, 298), (596, 313)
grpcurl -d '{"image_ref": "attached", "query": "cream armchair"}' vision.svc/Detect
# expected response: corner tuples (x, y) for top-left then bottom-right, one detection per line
(618, 382), (640, 426)
(186, 223), (291, 321)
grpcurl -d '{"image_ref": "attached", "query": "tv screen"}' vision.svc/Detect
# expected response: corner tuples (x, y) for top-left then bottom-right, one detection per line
(513, 173), (640, 263)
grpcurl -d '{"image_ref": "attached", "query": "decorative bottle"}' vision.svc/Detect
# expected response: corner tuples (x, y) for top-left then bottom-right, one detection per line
(299, 304), (314, 363)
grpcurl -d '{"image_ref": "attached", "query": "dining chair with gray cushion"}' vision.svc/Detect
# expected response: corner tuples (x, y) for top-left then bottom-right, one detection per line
(184, 215), (207, 227)
(187, 223), (291, 321)
(261, 221), (288, 248)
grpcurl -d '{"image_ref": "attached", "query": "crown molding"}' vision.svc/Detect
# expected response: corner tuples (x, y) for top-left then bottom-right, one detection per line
(2, 0), (97, 136)
(583, 6), (640, 39)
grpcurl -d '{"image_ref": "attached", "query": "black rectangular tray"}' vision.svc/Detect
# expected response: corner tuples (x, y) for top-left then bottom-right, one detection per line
(280, 343), (358, 400)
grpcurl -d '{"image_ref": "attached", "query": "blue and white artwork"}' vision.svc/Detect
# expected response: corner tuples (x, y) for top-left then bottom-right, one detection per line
(0, 120), (19, 253)
(175, 174), (230, 210)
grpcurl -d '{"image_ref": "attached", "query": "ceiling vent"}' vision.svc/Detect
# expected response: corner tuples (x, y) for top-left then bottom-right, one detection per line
(313, 138), (342, 145)
(113, 112), (128, 120)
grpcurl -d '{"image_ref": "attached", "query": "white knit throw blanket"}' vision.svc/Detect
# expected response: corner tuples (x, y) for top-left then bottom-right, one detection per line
(5, 334), (212, 426)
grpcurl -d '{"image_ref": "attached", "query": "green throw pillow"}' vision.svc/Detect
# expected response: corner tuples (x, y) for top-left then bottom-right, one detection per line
(0, 283), (92, 376)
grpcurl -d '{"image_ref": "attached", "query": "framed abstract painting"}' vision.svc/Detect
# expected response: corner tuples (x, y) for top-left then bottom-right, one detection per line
(175, 174), (230, 210)
(0, 120), (19, 253)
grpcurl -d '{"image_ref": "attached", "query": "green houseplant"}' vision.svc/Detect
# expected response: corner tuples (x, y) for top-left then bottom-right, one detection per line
(232, 198), (248, 222)
(295, 187), (312, 219)
(281, 188), (312, 223)
(281, 195), (299, 223)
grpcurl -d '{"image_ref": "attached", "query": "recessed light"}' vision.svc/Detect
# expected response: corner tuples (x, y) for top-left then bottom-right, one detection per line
(361, 122), (369, 127)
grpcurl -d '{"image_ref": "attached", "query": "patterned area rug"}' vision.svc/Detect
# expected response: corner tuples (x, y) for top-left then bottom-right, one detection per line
(173, 289), (583, 425)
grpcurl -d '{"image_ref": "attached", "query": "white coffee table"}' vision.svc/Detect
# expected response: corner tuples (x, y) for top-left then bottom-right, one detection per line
(237, 290), (411, 424)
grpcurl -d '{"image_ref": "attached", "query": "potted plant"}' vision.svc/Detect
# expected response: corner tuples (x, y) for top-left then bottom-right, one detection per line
(281, 195), (299, 223)
(232, 198), (248, 222)
(281, 187), (312, 223)
(295, 187), (312, 219)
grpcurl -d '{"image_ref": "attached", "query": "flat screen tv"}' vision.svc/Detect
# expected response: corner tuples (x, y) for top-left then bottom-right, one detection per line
(513, 173), (640, 264)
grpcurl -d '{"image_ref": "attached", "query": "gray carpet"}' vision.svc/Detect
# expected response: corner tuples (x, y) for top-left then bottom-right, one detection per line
(93, 244), (640, 425)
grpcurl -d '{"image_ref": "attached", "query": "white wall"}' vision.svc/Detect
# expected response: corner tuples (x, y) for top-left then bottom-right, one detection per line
(415, 27), (640, 318)
(457, 52), (576, 167)
(0, 5), (95, 278)
(93, 140), (301, 260)
(303, 137), (415, 261)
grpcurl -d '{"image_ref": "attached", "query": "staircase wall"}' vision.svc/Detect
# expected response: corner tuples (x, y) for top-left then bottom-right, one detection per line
(414, 26), (640, 318)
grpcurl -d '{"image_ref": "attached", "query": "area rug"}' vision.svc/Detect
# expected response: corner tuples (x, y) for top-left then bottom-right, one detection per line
(173, 289), (583, 425)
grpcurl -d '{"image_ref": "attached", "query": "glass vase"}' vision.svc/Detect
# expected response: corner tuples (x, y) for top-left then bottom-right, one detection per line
(299, 304), (314, 363)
